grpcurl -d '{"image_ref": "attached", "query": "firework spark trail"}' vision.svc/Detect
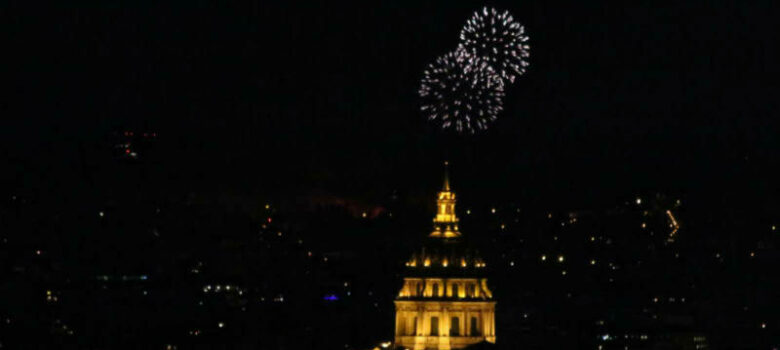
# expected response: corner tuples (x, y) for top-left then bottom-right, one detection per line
(419, 51), (505, 133)
(458, 7), (530, 84)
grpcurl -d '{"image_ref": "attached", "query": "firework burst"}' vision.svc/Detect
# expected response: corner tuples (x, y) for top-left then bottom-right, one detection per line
(458, 7), (530, 84)
(419, 51), (505, 133)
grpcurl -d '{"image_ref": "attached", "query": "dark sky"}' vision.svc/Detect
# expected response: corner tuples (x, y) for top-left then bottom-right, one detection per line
(4, 1), (779, 209)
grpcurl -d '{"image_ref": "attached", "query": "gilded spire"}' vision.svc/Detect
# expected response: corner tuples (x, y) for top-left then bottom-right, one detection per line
(430, 161), (460, 238)
(443, 161), (450, 191)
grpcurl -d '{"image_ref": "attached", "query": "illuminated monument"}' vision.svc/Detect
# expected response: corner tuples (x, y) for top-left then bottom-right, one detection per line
(394, 163), (496, 350)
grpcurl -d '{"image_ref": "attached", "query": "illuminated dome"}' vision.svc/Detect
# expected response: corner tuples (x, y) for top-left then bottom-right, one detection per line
(393, 162), (496, 350)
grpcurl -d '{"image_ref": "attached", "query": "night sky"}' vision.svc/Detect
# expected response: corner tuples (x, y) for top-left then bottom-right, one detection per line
(5, 1), (779, 209)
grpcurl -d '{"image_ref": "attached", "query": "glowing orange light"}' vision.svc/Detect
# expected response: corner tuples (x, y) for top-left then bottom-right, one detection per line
(666, 210), (679, 240)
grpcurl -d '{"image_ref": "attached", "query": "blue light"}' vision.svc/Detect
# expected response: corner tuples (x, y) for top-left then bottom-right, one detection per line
(323, 294), (339, 301)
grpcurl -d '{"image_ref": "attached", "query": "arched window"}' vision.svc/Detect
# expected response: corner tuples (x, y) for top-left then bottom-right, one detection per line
(416, 282), (423, 296)
(452, 284), (459, 298)
(430, 317), (439, 336)
(432, 283), (439, 297)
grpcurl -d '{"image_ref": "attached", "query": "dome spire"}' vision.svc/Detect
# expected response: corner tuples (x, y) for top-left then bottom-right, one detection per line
(431, 161), (460, 238)
(443, 161), (451, 191)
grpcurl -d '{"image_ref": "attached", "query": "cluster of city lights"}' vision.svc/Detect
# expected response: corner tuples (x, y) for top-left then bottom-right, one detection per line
(202, 284), (245, 295)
